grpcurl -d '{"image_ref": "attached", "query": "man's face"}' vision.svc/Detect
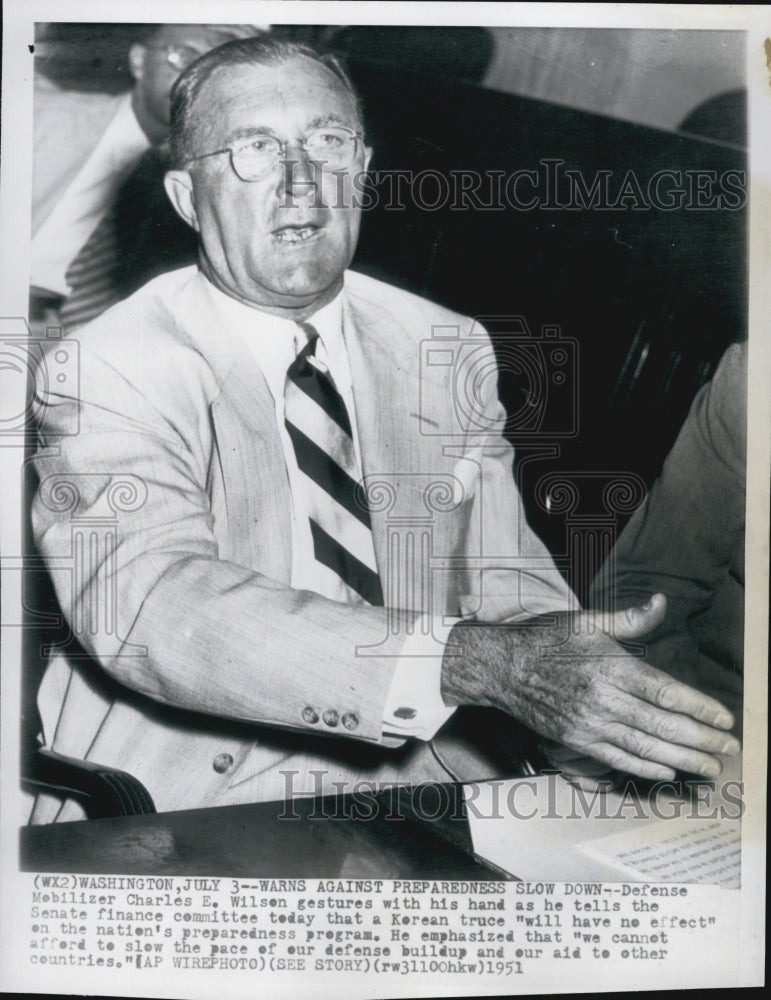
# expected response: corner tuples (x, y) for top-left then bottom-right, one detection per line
(166, 57), (372, 319)
(131, 25), (244, 132)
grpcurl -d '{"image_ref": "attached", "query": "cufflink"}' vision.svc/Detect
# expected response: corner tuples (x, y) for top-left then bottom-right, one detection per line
(341, 712), (359, 731)
(302, 706), (320, 724)
(212, 752), (234, 774)
(322, 709), (339, 727)
(393, 707), (417, 720)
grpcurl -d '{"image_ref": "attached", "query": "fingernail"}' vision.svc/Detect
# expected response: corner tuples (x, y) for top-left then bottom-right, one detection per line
(701, 760), (721, 778)
(716, 712), (734, 729)
(721, 739), (740, 755)
(640, 600), (652, 611)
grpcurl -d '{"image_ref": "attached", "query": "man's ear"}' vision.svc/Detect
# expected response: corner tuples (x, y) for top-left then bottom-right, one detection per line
(128, 43), (147, 83)
(164, 170), (200, 232)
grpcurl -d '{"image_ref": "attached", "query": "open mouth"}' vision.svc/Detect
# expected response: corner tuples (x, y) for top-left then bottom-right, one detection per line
(272, 225), (321, 245)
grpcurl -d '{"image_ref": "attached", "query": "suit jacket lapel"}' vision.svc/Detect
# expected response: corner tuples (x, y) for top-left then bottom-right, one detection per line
(344, 286), (462, 615)
(211, 369), (292, 581)
(177, 276), (292, 581)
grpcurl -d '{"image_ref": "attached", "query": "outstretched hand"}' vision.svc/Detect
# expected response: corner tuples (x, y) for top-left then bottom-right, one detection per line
(442, 594), (740, 782)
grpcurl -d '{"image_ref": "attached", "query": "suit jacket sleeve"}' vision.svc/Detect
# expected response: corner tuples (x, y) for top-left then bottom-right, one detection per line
(588, 341), (746, 690)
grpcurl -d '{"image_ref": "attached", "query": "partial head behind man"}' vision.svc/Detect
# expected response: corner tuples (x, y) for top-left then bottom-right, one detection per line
(129, 23), (265, 143)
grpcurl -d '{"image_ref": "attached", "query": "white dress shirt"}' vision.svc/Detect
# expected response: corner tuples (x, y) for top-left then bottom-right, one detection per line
(31, 95), (150, 296)
(202, 278), (455, 740)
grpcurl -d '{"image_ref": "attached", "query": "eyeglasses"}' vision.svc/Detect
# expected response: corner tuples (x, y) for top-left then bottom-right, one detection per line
(185, 126), (364, 182)
(145, 43), (205, 72)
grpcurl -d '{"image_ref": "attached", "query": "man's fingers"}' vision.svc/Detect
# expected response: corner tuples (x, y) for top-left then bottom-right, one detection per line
(608, 592), (667, 641)
(624, 662), (737, 731)
(580, 742), (678, 782)
(601, 722), (730, 778)
(621, 699), (740, 757)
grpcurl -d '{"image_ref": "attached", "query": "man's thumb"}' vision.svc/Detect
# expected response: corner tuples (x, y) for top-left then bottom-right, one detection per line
(610, 593), (667, 641)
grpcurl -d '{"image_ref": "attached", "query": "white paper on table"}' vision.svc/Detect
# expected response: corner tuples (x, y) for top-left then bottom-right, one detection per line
(463, 771), (742, 884)
(579, 817), (741, 888)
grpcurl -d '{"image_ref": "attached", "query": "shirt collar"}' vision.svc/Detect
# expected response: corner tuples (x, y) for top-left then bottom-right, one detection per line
(200, 278), (347, 400)
(299, 294), (346, 379)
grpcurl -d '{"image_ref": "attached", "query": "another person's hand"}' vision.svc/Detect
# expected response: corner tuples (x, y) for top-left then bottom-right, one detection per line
(441, 594), (740, 782)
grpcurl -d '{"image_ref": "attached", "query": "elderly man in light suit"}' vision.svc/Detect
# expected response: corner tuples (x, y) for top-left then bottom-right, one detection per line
(29, 37), (739, 823)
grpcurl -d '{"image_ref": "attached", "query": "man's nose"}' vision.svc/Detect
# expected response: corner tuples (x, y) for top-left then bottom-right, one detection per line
(279, 143), (320, 198)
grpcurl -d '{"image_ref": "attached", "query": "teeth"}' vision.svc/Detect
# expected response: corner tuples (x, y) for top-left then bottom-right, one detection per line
(274, 227), (316, 244)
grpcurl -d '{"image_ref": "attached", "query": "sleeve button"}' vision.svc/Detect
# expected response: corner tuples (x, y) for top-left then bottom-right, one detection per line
(322, 709), (339, 727)
(302, 706), (319, 724)
(342, 712), (359, 730)
(212, 752), (234, 774)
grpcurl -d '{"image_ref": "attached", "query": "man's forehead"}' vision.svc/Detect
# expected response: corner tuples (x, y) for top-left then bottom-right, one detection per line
(195, 57), (359, 128)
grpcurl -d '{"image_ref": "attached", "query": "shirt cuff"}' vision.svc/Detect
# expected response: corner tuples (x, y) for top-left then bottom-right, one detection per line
(382, 616), (458, 740)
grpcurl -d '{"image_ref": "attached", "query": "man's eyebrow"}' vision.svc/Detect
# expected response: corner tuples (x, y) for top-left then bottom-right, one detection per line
(228, 126), (278, 141)
(227, 116), (358, 143)
(306, 114), (357, 130)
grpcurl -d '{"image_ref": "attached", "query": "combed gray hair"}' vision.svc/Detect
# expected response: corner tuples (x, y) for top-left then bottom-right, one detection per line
(169, 37), (362, 169)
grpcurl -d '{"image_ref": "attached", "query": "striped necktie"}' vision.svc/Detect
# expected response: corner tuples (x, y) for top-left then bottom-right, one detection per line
(59, 205), (120, 332)
(284, 323), (384, 606)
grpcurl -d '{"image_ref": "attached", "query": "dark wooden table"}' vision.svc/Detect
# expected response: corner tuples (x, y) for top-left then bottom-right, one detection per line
(21, 785), (507, 879)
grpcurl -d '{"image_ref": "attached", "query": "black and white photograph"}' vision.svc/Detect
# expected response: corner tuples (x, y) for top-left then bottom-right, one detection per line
(0, 1), (767, 997)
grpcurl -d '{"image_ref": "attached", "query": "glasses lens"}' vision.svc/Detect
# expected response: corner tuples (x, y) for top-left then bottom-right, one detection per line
(231, 136), (282, 181)
(167, 45), (202, 71)
(228, 130), (359, 181)
(305, 128), (357, 168)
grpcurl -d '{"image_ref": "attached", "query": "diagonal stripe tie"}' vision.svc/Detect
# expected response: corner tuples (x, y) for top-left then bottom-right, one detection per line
(285, 323), (383, 606)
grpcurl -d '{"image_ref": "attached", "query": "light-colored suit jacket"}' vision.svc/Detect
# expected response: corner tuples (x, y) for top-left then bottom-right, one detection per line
(30, 266), (573, 822)
(32, 77), (127, 236)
